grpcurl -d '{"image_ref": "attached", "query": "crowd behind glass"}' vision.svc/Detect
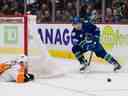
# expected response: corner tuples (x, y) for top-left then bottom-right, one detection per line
(0, 0), (128, 23)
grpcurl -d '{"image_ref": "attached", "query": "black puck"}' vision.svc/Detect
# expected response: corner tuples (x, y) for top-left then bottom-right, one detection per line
(107, 78), (111, 82)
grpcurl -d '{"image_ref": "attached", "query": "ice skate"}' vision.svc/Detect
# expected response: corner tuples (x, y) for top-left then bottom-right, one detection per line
(113, 63), (122, 72)
(80, 64), (88, 73)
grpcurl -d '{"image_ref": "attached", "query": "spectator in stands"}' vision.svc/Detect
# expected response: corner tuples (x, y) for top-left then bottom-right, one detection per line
(80, 4), (92, 21)
(66, 2), (76, 17)
(44, 10), (51, 22)
(26, 0), (38, 15)
(36, 0), (52, 23)
(112, 0), (128, 17)
(37, 10), (51, 23)
(55, 10), (64, 22)
(37, 10), (43, 23)
(104, 8), (113, 23)
(34, 0), (128, 23)
(55, 0), (64, 10)
(0, 0), (24, 16)
(61, 1), (76, 22)
(121, 2), (128, 17)
(80, 4), (86, 19)
(63, 10), (73, 22)
(41, 3), (49, 11)
(95, 10), (102, 23)
(14, 0), (24, 14)
(112, 9), (120, 23)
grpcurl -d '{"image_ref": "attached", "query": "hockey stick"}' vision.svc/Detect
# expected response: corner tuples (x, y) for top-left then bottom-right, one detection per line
(87, 40), (96, 66)
(88, 51), (93, 66)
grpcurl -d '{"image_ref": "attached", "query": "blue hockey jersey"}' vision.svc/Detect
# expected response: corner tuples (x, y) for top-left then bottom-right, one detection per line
(71, 22), (100, 46)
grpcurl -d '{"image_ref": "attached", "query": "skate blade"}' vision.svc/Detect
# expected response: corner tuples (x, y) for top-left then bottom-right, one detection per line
(80, 67), (90, 73)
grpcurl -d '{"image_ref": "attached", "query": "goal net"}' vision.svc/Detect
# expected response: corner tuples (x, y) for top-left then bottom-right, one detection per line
(28, 24), (65, 78)
(0, 16), (27, 58)
(0, 16), (65, 78)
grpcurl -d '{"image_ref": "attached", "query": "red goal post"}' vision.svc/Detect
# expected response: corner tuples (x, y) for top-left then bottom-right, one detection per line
(0, 15), (28, 56)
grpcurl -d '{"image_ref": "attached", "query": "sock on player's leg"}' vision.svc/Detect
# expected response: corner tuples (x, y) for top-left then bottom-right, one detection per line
(104, 54), (121, 71)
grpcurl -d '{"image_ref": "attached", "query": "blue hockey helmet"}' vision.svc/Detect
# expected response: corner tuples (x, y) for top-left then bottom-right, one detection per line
(71, 16), (81, 24)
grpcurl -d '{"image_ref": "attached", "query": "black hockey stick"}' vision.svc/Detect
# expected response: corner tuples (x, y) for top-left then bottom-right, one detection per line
(87, 40), (96, 66)
(88, 51), (93, 66)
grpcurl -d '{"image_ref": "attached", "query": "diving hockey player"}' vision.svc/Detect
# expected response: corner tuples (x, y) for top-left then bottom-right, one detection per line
(0, 56), (34, 83)
(71, 16), (121, 73)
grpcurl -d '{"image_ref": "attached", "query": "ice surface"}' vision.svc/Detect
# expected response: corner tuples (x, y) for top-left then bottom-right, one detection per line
(0, 58), (128, 96)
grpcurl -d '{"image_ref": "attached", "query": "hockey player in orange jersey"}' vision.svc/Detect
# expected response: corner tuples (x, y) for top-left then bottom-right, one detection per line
(0, 56), (34, 83)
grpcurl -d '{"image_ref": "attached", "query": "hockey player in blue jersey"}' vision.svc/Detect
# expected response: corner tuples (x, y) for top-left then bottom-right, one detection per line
(71, 16), (121, 73)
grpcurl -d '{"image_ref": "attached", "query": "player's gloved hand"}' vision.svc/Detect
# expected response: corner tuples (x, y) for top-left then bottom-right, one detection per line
(80, 42), (96, 50)
(24, 73), (34, 82)
(88, 42), (96, 50)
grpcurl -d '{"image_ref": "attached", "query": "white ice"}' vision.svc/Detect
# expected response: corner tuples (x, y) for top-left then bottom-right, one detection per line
(0, 58), (128, 96)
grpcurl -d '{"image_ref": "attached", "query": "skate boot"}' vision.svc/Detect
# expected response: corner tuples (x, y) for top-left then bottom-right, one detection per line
(113, 63), (122, 72)
(80, 64), (88, 73)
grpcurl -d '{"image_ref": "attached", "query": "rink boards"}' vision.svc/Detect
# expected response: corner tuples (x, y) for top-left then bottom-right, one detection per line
(29, 24), (128, 65)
